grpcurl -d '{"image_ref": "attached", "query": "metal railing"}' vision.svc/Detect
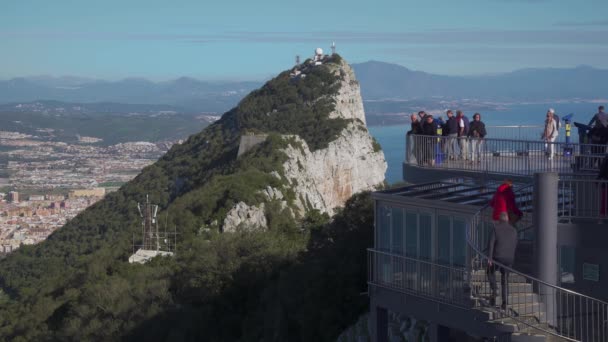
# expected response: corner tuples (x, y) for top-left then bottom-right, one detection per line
(406, 134), (606, 176)
(558, 178), (608, 221)
(367, 249), (471, 308)
(468, 185), (608, 341)
(487, 125), (570, 143)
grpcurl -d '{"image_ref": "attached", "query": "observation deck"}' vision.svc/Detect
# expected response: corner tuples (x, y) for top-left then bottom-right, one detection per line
(368, 126), (608, 341)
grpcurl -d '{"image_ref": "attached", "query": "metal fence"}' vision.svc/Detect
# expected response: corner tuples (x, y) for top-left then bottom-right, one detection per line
(469, 204), (608, 341)
(406, 134), (606, 176)
(367, 249), (471, 308)
(487, 125), (578, 143)
(558, 178), (608, 221)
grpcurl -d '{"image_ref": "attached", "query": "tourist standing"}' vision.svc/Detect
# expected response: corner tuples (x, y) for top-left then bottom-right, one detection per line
(407, 113), (423, 163)
(457, 111), (470, 160)
(542, 108), (559, 160)
(589, 106), (608, 155)
(421, 115), (437, 166)
(468, 113), (487, 163)
(445, 110), (459, 160)
(487, 212), (518, 309)
(589, 105), (608, 129)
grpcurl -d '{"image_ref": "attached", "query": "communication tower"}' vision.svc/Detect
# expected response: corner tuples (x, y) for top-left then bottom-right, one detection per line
(331, 42), (336, 55)
(129, 195), (176, 264)
(296, 55), (300, 65)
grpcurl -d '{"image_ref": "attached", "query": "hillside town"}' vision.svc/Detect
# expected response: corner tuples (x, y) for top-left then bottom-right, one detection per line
(0, 130), (179, 255)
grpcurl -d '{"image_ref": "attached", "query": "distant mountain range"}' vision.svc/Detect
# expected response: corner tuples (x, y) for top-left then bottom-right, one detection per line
(351, 61), (608, 101)
(0, 76), (261, 112)
(2, 62), (607, 112)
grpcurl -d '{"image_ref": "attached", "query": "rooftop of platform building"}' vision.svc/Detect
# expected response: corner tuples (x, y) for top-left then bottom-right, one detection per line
(375, 178), (534, 208)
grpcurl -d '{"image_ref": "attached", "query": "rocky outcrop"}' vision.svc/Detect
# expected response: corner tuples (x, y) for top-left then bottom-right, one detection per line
(282, 123), (385, 216)
(223, 202), (267, 232)
(281, 60), (386, 216)
(223, 58), (386, 230)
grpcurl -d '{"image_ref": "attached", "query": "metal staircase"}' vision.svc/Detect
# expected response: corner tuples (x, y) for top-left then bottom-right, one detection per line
(467, 185), (608, 341)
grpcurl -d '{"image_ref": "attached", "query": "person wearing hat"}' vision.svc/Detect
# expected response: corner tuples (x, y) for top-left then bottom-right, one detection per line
(542, 108), (559, 160)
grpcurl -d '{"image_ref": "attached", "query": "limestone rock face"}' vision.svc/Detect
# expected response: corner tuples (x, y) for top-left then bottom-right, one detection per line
(282, 123), (385, 216)
(281, 60), (386, 216)
(223, 202), (267, 232)
(223, 58), (386, 231)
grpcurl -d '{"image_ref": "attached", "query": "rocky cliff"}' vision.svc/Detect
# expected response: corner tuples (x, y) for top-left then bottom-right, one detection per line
(0, 54), (384, 340)
(224, 58), (386, 230)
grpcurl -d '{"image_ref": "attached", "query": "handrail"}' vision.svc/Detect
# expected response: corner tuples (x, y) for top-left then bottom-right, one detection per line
(367, 248), (471, 308)
(405, 134), (605, 176)
(467, 184), (608, 341)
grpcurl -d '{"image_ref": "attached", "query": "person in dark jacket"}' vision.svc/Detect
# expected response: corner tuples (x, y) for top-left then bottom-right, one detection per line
(457, 110), (470, 160)
(407, 113), (423, 163)
(487, 212), (518, 309)
(445, 110), (459, 160)
(468, 113), (487, 163)
(420, 115), (437, 166)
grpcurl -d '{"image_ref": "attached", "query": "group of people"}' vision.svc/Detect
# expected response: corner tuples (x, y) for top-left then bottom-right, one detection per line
(407, 105), (608, 165)
(407, 110), (487, 165)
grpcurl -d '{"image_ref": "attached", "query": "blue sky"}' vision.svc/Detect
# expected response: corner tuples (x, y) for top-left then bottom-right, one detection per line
(1, 0), (608, 80)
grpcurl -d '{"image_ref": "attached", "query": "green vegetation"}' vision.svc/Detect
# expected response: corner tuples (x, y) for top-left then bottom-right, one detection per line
(0, 55), (376, 341)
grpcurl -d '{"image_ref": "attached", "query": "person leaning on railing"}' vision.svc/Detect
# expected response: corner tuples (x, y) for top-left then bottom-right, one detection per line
(407, 113), (423, 164)
(468, 113), (487, 163)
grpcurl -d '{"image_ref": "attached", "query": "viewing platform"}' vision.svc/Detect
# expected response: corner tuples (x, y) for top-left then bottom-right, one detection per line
(403, 128), (604, 183)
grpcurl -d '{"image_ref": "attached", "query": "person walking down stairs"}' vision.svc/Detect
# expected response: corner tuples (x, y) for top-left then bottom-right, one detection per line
(487, 212), (518, 310)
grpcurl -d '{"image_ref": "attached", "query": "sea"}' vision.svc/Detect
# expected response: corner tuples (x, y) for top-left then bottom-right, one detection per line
(368, 102), (604, 184)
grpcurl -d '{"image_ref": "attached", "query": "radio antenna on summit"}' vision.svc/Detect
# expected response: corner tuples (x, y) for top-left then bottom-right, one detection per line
(295, 55), (300, 65)
(331, 42), (336, 55)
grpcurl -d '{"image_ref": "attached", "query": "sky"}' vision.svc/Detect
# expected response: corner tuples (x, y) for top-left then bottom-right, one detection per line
(1, 0), (608, 81)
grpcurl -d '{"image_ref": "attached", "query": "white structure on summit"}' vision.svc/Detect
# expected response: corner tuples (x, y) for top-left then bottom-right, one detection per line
(331, 41), (336, 55)
(313, 47), (324, 65)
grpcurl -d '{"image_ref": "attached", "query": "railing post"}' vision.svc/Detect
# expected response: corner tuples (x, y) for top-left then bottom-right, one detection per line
(534, 172), (559, 327)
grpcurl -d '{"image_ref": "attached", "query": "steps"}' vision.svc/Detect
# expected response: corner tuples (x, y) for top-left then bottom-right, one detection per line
(470, 269), (568, 341)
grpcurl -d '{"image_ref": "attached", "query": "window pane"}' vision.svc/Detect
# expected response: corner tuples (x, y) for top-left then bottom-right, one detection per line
(438, 215), (451, 264)
(377, 205), (391, 251)
(405, 212), (418, 258)
(453, 219), (467, 267)
(391, 207), (404, 254)
(419, 213), (432, 260)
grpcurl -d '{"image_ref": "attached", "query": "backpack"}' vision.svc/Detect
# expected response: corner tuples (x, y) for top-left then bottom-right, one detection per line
(553, 114), (560, 130)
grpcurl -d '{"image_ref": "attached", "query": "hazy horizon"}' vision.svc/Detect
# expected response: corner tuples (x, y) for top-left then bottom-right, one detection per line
(2, 0), (608, 80)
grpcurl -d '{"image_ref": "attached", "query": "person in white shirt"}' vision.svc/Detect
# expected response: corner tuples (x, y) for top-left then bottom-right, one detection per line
(542, 108), (559, 160)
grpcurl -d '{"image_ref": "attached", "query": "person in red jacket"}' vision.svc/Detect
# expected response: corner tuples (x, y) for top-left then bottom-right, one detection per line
(490, 180), (523, 223)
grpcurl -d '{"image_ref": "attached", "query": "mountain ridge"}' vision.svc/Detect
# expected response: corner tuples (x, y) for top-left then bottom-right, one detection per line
(0, 55), (386, 341)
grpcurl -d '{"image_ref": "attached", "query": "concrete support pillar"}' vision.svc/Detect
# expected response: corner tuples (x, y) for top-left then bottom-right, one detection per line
(533, 172), (559, 326)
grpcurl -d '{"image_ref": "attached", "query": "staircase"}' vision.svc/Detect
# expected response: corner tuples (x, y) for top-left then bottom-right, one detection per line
(465, 185), (601, 341)
(471, 269), (568, 341)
